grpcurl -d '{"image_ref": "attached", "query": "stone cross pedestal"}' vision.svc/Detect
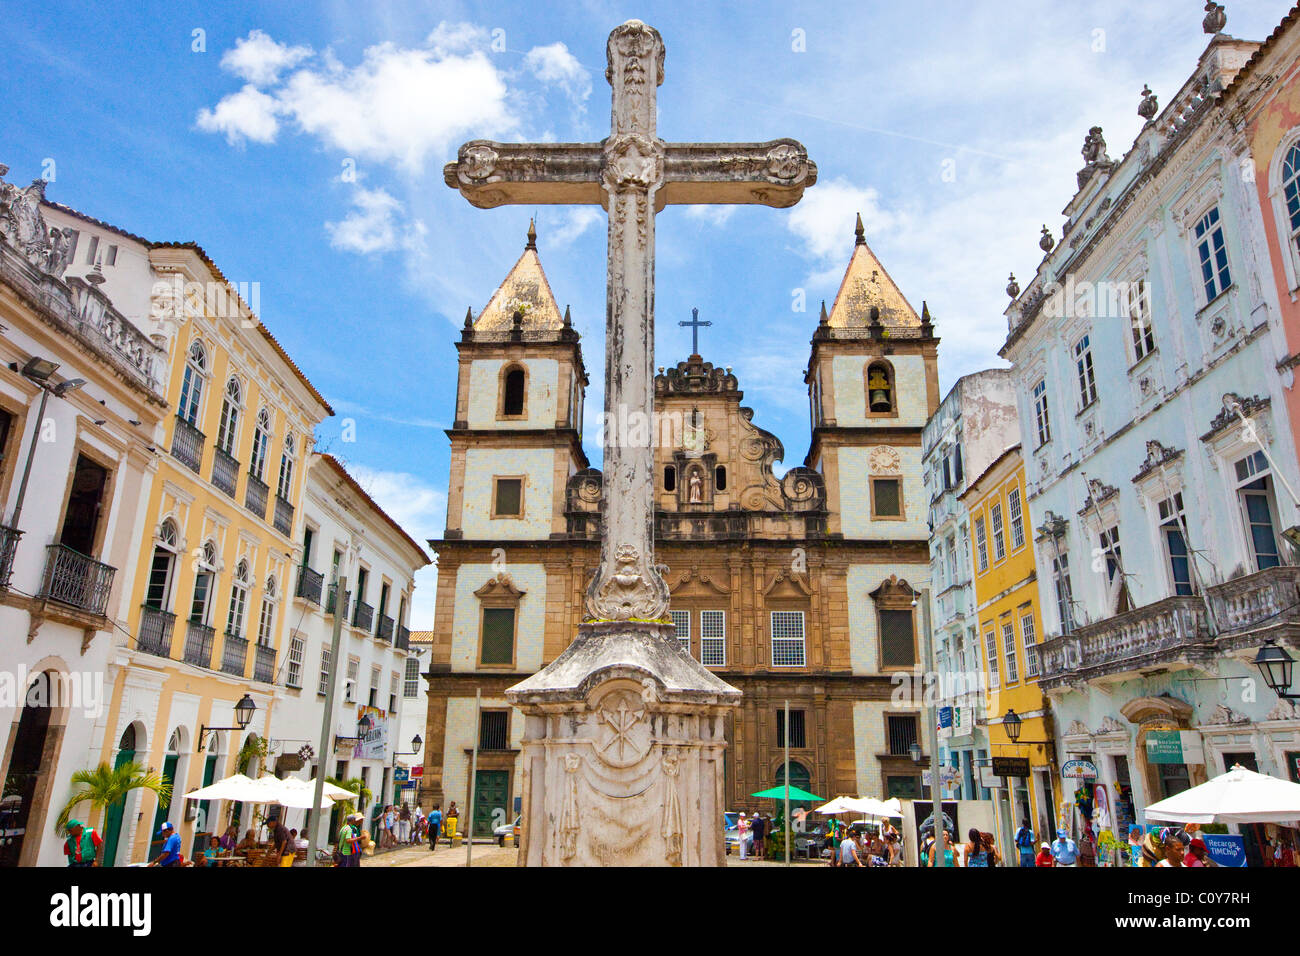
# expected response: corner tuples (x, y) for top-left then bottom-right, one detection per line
(445, 20), (816, 866)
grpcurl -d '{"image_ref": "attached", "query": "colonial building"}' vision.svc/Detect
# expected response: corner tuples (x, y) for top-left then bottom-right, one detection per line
(0, 168), (169, 866)
(422, 219), (940, 837)
(269, 452), (428, 848)
(921, 369), (1018, 802)
(1002, 10), (1300, 865)
(74, 221), (334, 864)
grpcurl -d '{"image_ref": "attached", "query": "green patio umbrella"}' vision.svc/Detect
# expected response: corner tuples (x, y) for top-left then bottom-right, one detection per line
(751, 785), (823, 802)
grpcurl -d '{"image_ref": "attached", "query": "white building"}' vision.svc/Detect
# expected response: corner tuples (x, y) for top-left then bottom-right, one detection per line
(0, 169), (169, 865)
(1002, 28), (1300, 860)
(267, 452), (429, 848)
(922, 369), (1018, 800)
(398, 629), (433, 807)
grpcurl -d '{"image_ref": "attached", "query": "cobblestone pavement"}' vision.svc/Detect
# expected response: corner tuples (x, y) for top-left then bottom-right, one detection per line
(360, 843), (824, 867)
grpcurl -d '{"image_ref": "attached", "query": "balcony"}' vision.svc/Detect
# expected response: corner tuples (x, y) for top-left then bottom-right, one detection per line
(221, 632), (249, 677)
(38, 544), (116, 617)
(378, 615), (395, 644)
(253, 643), (276, 683)
(211, 447), (239, 498)
(1039, 567), (1300, 691)
(396, 625), (411, 652)
(171, 416), (204, 473)
(273, 494), (294, 536)
(296, 565), (324, 605)
(244, 473), (269, 520)
(137, 607), (175, 657)
(0, 523), (20, 589)
(353, 600), (374, 632)
(184, 621), (216, 669)
(325, 583), (349, 619)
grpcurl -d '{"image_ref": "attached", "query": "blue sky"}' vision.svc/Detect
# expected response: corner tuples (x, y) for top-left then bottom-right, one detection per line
(2, 0), (1291, 625)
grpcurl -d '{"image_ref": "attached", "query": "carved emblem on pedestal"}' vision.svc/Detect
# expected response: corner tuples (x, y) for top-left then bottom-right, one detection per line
(559, 753), (582, 862)
(595, 690), (649, 767)
(462, 145), (499, 182)
(765, 143), (804, 181)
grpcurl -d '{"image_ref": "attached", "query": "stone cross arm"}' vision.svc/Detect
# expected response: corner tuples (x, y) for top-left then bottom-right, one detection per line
(444, 137), (817, 210)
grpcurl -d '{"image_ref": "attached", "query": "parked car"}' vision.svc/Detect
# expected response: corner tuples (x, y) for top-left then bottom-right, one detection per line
(495, 814), (521, 846)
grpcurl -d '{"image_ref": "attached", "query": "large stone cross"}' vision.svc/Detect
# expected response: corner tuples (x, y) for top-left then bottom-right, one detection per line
(445, 19), (817, 623)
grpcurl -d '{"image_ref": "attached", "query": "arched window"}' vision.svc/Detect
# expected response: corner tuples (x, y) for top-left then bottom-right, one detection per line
(502, 365), (526, 417)
(190, 540), (219, 625)
(1282, 142), (1300, 262)
(715, 465), (727, 492)
(227, 558), (250, 638)
(256, 574), (277, 646)
(866, 361), (895, 414)
(665, 465), (677, 492)
(145, 519), (180, 611)
(178, 341), (207, 425)
(775, 761), (815, 815)
(250, 408), (272, 480)
(217, 378), (242, 455)
(276, 432), (296, 500)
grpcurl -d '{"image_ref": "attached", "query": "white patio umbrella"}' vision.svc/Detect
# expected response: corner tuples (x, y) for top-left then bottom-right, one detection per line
(250, 775), (355, 810)
(1145, 765), (1300, 825)
(182, 773), (263, 803)
(814, 796), (860, 815)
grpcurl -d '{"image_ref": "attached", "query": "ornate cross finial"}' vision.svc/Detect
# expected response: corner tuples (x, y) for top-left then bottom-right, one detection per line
(854, 211), (866, 246)
(678, 306), (712, 356)
(526, 217), (537, 249)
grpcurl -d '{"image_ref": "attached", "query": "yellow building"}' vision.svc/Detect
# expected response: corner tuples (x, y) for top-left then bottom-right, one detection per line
(964, 443), (1058, 855)
(87, 237), (332, 865)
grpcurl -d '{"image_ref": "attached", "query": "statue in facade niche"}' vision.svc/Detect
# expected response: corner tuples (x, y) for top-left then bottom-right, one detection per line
(687, 468), (703, 503)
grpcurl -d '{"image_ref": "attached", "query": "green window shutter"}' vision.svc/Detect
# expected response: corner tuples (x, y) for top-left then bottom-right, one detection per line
(481, 608), (516, 664)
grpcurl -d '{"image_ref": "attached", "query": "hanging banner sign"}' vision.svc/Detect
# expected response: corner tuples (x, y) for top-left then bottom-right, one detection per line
(992, 756), (1030, 778)
(1202, 833), (1247, 867)
(1061, 759), (1099, 779)
(1145, 730), (1204, 765)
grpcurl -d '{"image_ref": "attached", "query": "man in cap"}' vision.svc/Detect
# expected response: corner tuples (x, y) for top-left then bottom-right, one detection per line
(63, 819), (102, 867)
(337, 812), (362, 867)
(1051, 828), (1079, 867)
(150, 821), (182, 866)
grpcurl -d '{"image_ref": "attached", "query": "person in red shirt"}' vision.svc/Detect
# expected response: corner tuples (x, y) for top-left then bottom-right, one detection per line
(64, 819), (103, 867)
(1034, 841), (1054, 867)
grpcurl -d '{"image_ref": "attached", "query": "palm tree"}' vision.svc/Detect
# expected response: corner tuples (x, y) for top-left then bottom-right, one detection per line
(54, 762), (171, 833)
(326, 776), (371, 817)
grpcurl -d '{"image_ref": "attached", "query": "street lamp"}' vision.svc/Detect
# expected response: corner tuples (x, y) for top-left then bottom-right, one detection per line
(1002, 708), (1023, 744)
(909, 742), (923, 764)
(197, 693), (257, 752)
(1254, 640), (1299, 700)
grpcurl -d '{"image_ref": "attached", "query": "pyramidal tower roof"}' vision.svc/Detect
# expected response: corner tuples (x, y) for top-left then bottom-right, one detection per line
(474, 219), (566, 332)
(826, 212), (920, 329)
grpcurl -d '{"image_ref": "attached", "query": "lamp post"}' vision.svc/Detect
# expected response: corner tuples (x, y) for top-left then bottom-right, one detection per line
(307, 572), (349, 867)
(914, 587), (944, 867)
(391, 734), (423, 812)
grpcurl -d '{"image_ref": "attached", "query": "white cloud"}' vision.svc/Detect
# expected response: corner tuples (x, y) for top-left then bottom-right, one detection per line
(198, 34), (518, 171)
(684, 205), (737, 227)
(786, 177), (905, 274)
(426, 21), (489, 56)
(194, 84), (281, 144)
(220, 29), (312, 86)
(524, 42), (591, 105)
(325, 187), (425, 255)
(547, 207), (601, 247)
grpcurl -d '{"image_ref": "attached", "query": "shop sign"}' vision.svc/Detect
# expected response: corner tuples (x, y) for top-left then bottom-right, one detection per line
(354, 704), (388, 760)
(938, 707), (953, 730)
(992, 756), (1030, 778)
(1061, 759), (1098, 779)
(1145, 730), (1204, 765)
(394, 767), (409, 782)
(410, 765), (423, 778)
(1202, 833), (1246, 867)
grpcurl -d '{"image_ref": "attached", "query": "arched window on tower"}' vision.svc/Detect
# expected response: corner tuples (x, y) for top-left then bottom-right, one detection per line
(866, 361), (895, 414)
(664, 465), (677, 492)
(502, 366), (526, 417)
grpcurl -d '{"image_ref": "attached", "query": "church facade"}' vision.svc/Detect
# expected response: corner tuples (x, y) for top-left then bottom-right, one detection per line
(421, 220), (939, 837)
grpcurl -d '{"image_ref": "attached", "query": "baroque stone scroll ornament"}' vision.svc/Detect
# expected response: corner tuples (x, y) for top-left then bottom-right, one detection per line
(591, 545), (670, 621)
(559, 753), (582, 861)
(661, 750), (684, 866)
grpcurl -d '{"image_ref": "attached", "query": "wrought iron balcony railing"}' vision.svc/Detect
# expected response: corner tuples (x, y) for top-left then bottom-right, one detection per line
(396, 624), (411, 652)
(253, 643), (276, 683)
(211, 447), (239, 497)
(296, 565), (324, 605)
(273, 494), (294, 536)
(39, 544), (116, 617)
(377, 615), (394, 644)
(171, 416), (205, 473)
(137, 606), (175, 657)
(353, 600), (374, 632)
(245, 473), (269, 520)
(325, 583), (349, 618)
(221, 632), (249, 677)
(184, 620), (216, 669)
(0, 523), (20, 589)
